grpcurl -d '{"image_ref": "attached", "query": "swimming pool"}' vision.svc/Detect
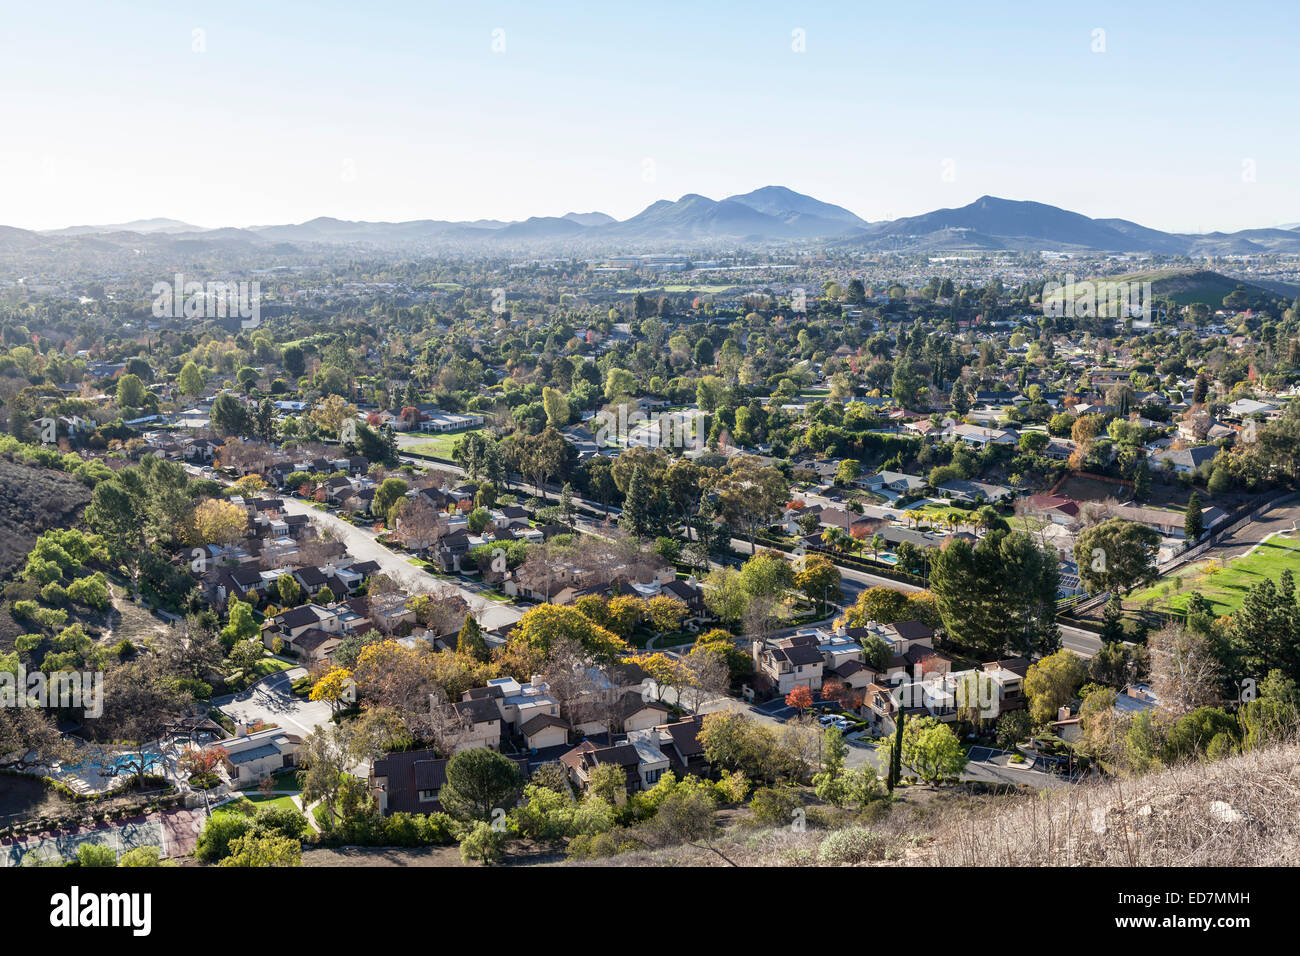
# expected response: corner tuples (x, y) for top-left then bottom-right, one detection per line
(68, 751), (162, 776)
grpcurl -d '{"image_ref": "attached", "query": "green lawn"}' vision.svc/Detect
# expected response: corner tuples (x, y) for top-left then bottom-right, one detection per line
(251, 657), (294, 678)
(404, 429), (483, 459)
(1127, 535), (1300, 617)
(241, 793), (301, 813)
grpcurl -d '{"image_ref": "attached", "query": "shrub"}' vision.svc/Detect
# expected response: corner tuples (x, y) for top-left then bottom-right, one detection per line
(118, 846), (164, 867)
(817, 826), (886, 865)
(67, 572), (111, 610)
(75, 843), (118, 867)
(40, 583), (67, 605)
(253, 805), (309, 841)
(195, 813), (253, 862)
(749, 786), (803, 827)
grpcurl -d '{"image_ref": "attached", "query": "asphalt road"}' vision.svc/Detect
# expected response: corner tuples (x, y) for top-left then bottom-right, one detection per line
(276, 495), (524, 632)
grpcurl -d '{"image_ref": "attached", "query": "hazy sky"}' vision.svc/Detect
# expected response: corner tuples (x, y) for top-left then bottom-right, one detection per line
(2, 1), (1297, 233)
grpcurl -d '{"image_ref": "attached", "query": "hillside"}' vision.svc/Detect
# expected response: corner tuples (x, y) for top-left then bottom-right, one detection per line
(574, 742), (1300, 867)
(0, 458), (91, 582)
(1041, 268), (1295, 311)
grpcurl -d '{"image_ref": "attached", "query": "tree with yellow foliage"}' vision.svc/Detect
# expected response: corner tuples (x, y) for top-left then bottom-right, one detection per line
(189, 497), (249, 546)
(512, 604), (628, 662)
(309, 667), (355, 713)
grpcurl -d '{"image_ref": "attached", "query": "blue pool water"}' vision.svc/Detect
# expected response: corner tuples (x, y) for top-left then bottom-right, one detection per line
(69, 751), (162, 775)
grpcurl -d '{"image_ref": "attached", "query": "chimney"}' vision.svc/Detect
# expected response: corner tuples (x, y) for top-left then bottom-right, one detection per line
(1057, 705), (1071, 722)
(235, 722), (248, 737)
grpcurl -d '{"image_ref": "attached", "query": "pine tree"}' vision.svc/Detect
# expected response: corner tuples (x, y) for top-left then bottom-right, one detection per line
(1100, 594), (1125, 644)
(1185, 491), (1204, 541)
(887, 709), (905, 792)
(1133, 459), (1152, 503)
(457, 614), (488, 662)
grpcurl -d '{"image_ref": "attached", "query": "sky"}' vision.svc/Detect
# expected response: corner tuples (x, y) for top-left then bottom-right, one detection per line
(1, 1), (1297, 233)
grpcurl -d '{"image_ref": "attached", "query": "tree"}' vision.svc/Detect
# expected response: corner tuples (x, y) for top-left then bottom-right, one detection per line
(115, 373), (147, 408)
(604, 367), (636, 400)
(709, 456), (789, 554)
(738, 552), (794, 599)
(372, 477), (409, 522)
(900, 716), (966, 785)
(1024, 649), (1087, 725)
(459, 820), (509, 865)
(219, 833), (302, 867)
(542, 386), (570, 427)
(219, 599), (259, 652)
(930, 530), (1060, 658)
(702, 567), (749, 625)
(456, 614), (489, 662)
(1133, 459), (1152, 503)
(1231, 573), (1300, 681)
(179, 361), (205, 397)
(275, 573), (302, 607)
(512, 603), (629, 662)
(210, 393), (251, 437)
(795, 554), (842, 614)
(995, 710), (1033, 750)
(309, 667), (355, 713)
(440, 748), (523, 822)
(1147, 623), (1223, 719)
(189, 498), (248, 546)
(785, 685), (814, 714)
(1073, 518), (1160, 596)
(833, 459), (861, 487)
(839, 586), (909, 628)
(1184, 491), (1204, 541)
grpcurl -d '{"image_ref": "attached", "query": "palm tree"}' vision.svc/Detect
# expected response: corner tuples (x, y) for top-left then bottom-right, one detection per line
(820, 527), (846, 552)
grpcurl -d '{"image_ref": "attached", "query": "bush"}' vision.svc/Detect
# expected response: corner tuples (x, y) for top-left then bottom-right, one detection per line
(40, 583), (67, 605)
(253, 805), (309, 841)
(74, 843), (118, 867)
(67, 572), (111, 610)
(195, 813), (253, 862)
(118, 846), (164, 867)
(458, 821), (508, 865)
(817, 826), (886, 865)
(749, 786), (803, 827)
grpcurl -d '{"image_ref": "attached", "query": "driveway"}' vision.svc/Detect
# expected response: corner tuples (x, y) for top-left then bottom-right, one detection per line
(276, 496), (523, 632)
(212, 668), (333, 739)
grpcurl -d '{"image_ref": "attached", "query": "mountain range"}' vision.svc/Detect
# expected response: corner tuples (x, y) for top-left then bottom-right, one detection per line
(11, 187), (1300, 255)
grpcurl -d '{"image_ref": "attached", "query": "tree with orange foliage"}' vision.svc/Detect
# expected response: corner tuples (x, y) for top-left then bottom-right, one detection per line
(786, 685), (814, 714)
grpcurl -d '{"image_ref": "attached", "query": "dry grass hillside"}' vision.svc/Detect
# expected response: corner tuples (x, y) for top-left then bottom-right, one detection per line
(575, 742), (1300, 867)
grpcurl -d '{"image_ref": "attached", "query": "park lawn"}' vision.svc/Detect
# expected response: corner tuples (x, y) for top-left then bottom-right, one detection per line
(404, 429), (483, 459)
(1126, 535), (1300, 617)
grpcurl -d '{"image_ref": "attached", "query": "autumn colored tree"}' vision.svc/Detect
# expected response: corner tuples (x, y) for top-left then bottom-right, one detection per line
(786, 685), (814, 714)
(189, 498), (249, 546)
(310, 667), (355, 713)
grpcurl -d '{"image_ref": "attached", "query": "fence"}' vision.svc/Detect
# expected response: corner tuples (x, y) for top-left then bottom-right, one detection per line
(1059, 488), (1297, 624)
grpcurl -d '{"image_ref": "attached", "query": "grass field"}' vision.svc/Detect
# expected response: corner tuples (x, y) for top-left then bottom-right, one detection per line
(1126, 534), (1300, 617)
(403, 428), (483, 459)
